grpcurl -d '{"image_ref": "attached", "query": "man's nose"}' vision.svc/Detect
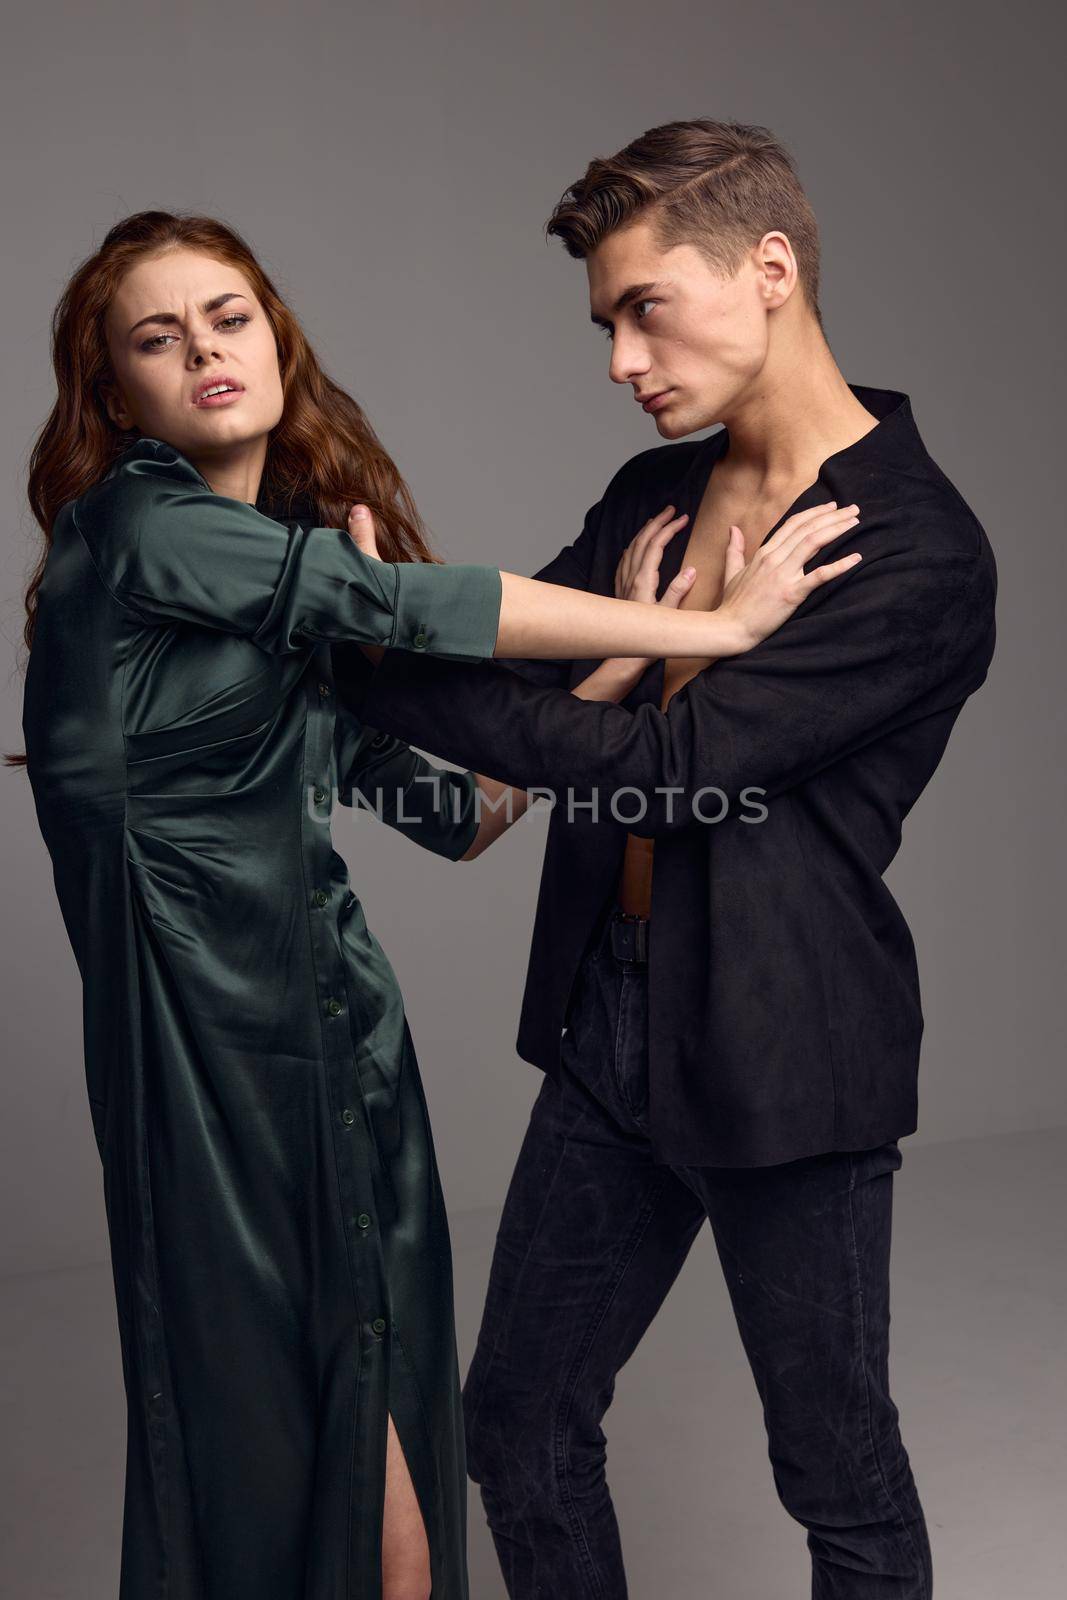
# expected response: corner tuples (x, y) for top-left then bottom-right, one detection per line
(608, 334), (649, 386)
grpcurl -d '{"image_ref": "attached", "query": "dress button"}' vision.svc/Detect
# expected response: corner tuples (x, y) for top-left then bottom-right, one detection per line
(326, 996), (344, 1016)
(312, 889), (329, 907)
(318, 682), (331, 697)
(371, 1317), (387, 1335)
(341, 1108), (355, 1126)
(313, 786), (327, 804)
(412, 630), (428, 649)
(370, 731), (390, 750)
(356, 1212), (372, 1229)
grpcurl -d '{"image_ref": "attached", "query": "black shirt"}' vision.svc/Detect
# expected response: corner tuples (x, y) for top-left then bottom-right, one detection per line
(338, 385), (998, 1167)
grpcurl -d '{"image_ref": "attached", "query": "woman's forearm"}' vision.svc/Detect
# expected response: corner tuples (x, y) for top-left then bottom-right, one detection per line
(492, 504), (862, 661)
(493, 572), (746, 661)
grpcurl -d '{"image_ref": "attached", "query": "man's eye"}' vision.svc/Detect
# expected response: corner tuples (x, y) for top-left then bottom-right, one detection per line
(598, 300), (657, 339)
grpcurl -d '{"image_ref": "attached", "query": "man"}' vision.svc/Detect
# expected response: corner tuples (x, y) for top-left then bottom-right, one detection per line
(338, 118), (997, 1598)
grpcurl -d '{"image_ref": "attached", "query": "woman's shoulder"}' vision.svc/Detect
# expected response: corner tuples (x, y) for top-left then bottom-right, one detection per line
(71, 438), (210, 554)
(78, 436), (204, 507)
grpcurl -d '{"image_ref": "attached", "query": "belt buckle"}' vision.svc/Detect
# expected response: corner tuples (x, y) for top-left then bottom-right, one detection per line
(613, 911), (649, 964)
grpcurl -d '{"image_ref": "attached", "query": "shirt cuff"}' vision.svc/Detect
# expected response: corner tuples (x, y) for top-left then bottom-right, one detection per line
(388, 561), (502, 662)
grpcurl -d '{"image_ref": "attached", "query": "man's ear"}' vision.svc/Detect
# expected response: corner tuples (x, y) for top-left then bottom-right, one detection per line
(756, 230), (798, 310)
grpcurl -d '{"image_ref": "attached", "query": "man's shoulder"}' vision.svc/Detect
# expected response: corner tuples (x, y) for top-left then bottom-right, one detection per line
(871, 448), (994, 570)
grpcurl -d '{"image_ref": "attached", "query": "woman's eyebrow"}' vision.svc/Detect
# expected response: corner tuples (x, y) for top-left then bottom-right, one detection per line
(127, 291), (249, 338)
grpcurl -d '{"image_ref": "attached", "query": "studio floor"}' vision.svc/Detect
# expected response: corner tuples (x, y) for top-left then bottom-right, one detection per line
(3, 1125), (1063, 1599)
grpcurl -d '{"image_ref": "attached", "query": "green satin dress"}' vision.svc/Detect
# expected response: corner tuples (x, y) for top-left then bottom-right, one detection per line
(21, 437), (503, 1599)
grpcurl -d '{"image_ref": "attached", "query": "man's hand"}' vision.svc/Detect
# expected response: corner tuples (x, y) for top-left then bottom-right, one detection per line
(573, 504), (697, 702)
(614, 504), (696, 609)
(346, 503), (386, 662)
(347, 503), (382, 559)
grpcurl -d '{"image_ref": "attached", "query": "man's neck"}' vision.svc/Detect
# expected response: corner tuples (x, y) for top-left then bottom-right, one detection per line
(715, 329), (880, 498)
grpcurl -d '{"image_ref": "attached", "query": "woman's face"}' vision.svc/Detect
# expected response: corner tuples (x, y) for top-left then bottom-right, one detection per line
(102, 247), (285, 467)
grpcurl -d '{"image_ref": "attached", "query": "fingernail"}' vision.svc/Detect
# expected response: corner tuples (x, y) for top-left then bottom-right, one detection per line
(352, 505), (368, 518)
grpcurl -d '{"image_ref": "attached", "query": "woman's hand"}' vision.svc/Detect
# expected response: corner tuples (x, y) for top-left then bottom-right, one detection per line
(347, 504), (386, 662)
(718, 501), (862, 652)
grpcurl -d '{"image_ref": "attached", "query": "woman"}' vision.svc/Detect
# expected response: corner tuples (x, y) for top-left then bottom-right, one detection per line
(7, 210), (861, 1600)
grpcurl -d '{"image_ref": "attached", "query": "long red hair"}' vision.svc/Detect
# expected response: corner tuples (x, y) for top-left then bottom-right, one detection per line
(6, 209), (443, 769)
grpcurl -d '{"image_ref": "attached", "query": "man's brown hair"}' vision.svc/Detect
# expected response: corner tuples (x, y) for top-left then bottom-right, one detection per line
(545, 118), (823, 330)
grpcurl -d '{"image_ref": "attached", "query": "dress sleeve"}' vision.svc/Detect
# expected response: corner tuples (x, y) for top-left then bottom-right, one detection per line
(333, 705), (480, 861)
(72, 443), (501, 662)
(353, 541), (997, 836)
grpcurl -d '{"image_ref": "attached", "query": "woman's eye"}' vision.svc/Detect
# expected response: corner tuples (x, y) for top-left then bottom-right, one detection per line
(634, 299), (657, 321)
(141, 313), (250, 351)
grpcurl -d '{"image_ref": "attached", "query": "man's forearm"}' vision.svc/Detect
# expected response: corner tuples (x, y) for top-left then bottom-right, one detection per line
(570, 658), (648, 702)
(462, 658), (647, 857)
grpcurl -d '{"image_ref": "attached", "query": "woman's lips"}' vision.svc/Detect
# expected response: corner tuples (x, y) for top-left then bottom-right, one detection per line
(193, 387), (244, 408)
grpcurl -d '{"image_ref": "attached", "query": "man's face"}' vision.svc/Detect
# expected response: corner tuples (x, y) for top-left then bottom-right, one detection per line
(102, 247), (285, 459)
(586, 217), (782, 438)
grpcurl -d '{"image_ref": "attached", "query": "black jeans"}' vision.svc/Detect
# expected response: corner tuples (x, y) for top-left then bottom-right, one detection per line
(462, 903), (933, 1599)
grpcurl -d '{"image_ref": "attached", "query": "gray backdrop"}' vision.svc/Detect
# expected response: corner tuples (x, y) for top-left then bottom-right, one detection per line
(2, 0), (1060, 1275)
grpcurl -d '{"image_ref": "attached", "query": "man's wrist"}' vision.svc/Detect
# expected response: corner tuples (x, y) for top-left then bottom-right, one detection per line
(573, 656), (650, 702)
(602, 655), (652, 684)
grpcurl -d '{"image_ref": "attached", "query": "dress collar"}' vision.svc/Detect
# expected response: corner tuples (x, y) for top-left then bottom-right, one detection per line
(110, 435), (317, 526)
